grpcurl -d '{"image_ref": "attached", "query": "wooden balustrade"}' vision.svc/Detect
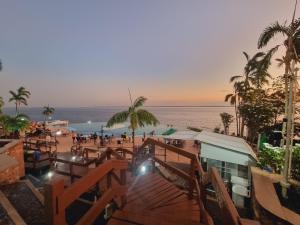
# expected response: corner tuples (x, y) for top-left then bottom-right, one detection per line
(209, 167), (240, 225)
(44, 159), (128, 225)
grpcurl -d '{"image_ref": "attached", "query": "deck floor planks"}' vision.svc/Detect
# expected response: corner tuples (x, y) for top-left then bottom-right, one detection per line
(108, 172), (202, 225)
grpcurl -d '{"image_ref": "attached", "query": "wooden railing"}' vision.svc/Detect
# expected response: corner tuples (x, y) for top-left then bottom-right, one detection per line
(135, 138), (213, 224)
(44, 159), (128, 225)
(135, 138), (260, 225)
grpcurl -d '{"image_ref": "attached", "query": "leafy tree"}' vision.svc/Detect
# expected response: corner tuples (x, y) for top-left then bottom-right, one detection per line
(9, 87), (31, 115)
(220, 112), (234, 135)
(239, 94), (275, 143)
(0, 114), (30, 138)
(42, 105), (55, 122)
(106, 96), (159, 148)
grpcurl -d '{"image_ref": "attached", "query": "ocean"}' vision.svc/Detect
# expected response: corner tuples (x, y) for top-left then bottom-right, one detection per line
(2, 106), (236, 135)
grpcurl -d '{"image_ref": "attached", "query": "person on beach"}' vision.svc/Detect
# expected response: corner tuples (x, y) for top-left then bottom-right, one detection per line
(72, 131), (77, 144)
(142, 132), (146, 142)
(92, 132), (97, 145)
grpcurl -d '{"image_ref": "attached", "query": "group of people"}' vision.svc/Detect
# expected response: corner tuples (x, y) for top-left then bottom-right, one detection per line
(71, 131), (114, 145)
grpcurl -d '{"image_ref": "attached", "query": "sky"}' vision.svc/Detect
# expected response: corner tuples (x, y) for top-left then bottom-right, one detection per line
(0, 0), (296, 107)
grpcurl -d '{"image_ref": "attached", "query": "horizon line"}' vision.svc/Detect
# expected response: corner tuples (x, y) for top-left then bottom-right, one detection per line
(3, 105), (233, 109)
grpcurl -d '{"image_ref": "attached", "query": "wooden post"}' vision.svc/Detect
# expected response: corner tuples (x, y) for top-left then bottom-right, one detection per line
(164, 147), (166, 162)
(70, 163), (74, 183)
(107, 172), (112, 189)
(120, 169), (127, 208)
(189, 158), (195, 199)
(151, 144), (156, 173)
(44, 179), (66, 225)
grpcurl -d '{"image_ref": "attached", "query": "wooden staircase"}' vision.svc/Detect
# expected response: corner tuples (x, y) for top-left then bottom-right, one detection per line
(108, 172), (203, 225)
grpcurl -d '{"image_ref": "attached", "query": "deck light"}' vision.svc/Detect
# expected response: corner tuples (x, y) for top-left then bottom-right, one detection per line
(87, 120), (92, 124)
(47, 171), (53, 179)
(56, 130), (62, 136)
(140, 165), (146, 174)
(72, 156), (76, 161)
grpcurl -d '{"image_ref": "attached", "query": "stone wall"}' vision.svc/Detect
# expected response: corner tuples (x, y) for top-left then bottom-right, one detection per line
(0, 140), (24, 184)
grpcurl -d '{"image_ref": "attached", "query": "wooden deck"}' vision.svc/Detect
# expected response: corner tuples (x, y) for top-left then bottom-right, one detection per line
(108, 172), (203, 225)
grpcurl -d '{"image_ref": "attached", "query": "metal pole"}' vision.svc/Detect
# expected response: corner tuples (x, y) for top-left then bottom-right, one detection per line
(281, 63), (296, 198)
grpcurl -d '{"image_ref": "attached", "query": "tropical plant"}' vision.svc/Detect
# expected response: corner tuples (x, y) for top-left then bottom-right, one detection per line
(9, 86), (31, 115)
(42, 105), (55, 122)
(106, 96), (159, 148)
(0, 114), (30, 138)
(258, 11), (300, 136)
(220, 112), (234, 135)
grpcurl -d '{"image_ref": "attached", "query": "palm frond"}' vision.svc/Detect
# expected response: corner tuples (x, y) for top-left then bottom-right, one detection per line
(106, 111), (129, 127)
(133, 96), (147, 109)
(136, 109), (159, 127)
(242, 52), (249, 61)
(224, 93), (233, 102)
(258, 22), (289, 48)
(230, 75), (242, 83)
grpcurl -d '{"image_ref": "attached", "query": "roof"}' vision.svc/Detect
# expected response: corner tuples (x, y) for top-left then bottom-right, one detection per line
(195, 131), (257, 160)
(164, 130), (199, 140)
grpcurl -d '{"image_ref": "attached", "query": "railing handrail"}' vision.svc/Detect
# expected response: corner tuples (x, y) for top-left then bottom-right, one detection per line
(209, 167), (240, 225)
(45, 159), (128, 225)
(140, 138), (197, 159)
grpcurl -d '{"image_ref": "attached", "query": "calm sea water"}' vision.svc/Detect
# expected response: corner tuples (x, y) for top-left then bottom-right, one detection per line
(2, 106), (235, 134)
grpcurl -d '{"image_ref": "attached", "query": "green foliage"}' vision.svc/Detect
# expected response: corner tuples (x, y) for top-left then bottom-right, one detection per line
(220, 112), (234, 134)
(258, 144), (300, 180)
(239, 98), (275, 141)
(258, 145), (284, 173)
(0, 114), (30, 138)
(106, 96), (159, 145)
(291, 146), (300, 180)
(42, 105), (55, 120)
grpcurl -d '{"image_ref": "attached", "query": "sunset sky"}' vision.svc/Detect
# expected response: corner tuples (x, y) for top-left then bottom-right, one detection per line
(0, 0), (294, 107)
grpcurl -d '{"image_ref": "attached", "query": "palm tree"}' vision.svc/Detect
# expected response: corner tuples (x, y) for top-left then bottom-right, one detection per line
(106, 96), (159, 148)
(225, 82), (241, 136)
(220, 112), (234, 135)
(9, 87), (31, 115)
(258, 4), (300, 197)
(42, 105), (55, 123)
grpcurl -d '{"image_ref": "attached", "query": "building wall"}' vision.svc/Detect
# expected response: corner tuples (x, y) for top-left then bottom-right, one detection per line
(0, 140), (24, 184)
(200, 143), (254, 166)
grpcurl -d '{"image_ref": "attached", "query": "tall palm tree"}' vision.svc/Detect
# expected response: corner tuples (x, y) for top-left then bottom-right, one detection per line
(9, 86), (31, 115)
(258, 12), (300, 128)
(106, 96), (159, 148)
(225, 82), (242, 136)
(42, 105), (55, 123)
(258, 4), (300, 197)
